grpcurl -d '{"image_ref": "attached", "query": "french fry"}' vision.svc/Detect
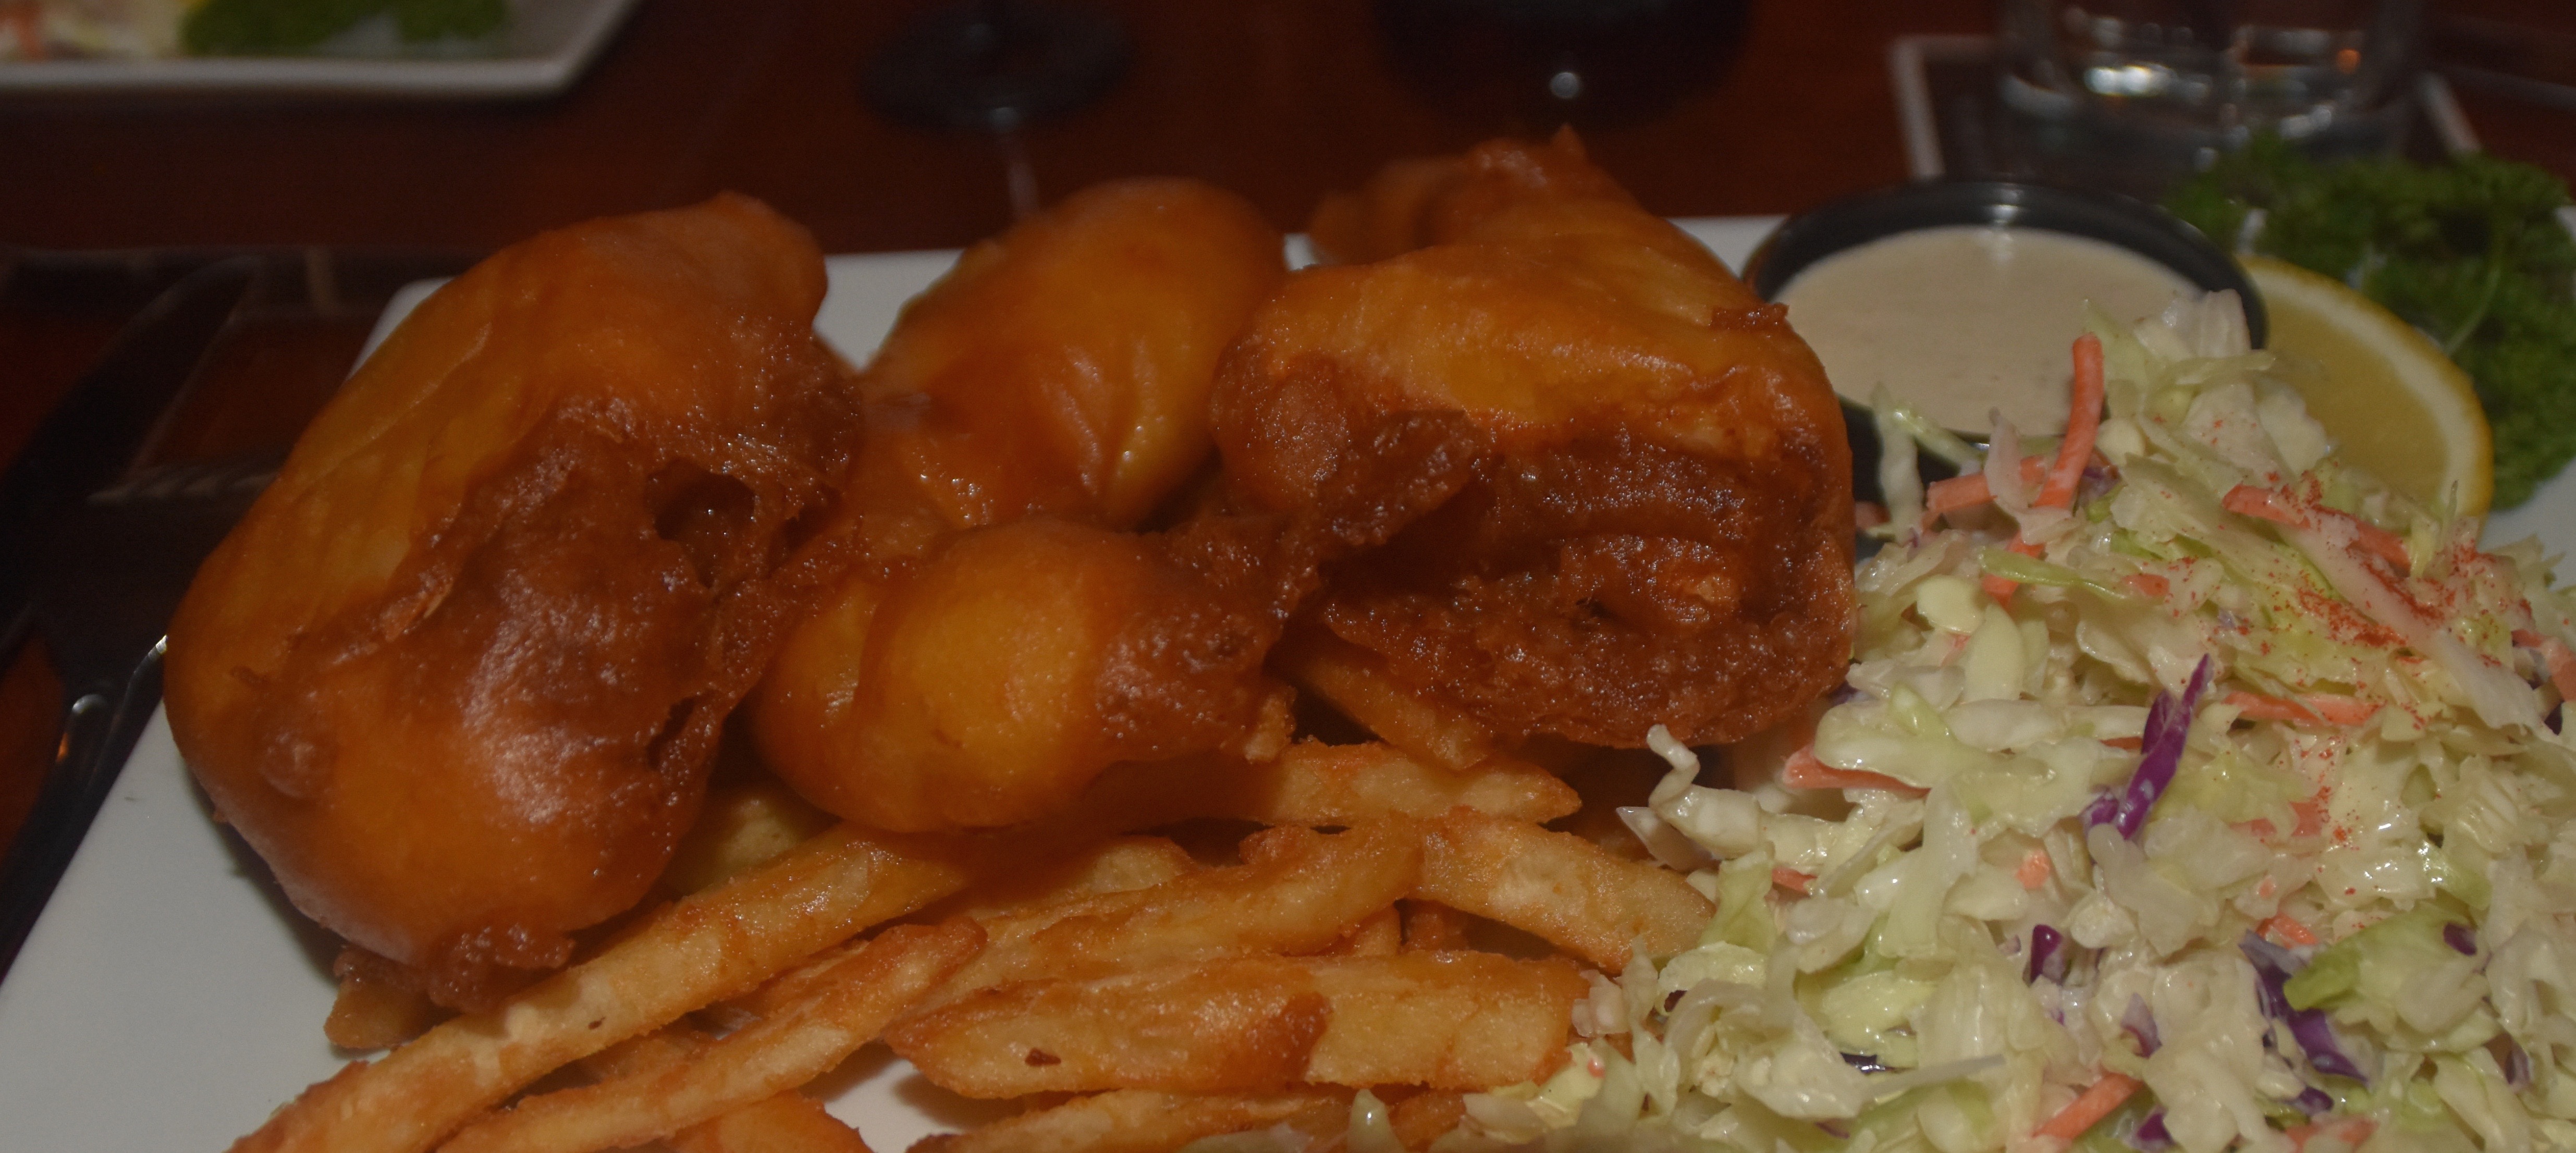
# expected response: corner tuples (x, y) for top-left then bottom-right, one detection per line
(659, 778), (840, 896)
(890, 955), (1331, 1097)
(1066, 740), (1578, 830)
(441, 921), (983, 1153)
(928, 821), (1421, 1002)
(733, 821), (1414, 1029)
(1299, 952), (1583, 1089)
(725, 835), (1203, 1025)
(672, 1097), (876, 1153)
(1319, 905), (1401, 958)
(909, 1089), (1351, 1153)
(325, 947), (444, 1051)
(1238, 741), (1577, 826)
(1399, 900), (1473, 953)
(889, 951), (1581, 1097)
(1273, 629), (1498, 770)
(230, 825), (989, 1153)
(927, 835), (1200, 923)
(1415, 807), (1712, 967)
(577, 1029), (875, 1153)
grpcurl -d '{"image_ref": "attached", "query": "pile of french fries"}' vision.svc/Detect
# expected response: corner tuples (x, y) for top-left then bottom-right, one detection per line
(235, 669), (1720, 1153)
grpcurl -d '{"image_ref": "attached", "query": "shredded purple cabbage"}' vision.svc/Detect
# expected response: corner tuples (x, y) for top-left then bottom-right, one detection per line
(2501, 1035), (2533, 1088)
(2028, 924), (2069, 983)
(2240, 932), (2302, 1020)
(2292, 1087), (2335, 1117)
(2239, 933), (2369, 1083)
(2289, 1011), (2370, 1082)
(2131, 1111), (2174, 1150)
(2447, 923), (2480, 955)
(1830, 682), (1868, 706)
(2079, 464), (2117, 507)
(2120, 993), (2161, 1056)
(2088, 657), (2215, 839)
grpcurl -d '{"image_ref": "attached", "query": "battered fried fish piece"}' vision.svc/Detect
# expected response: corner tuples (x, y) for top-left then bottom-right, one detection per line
(753, 179), (1291, 831)
(1217, 134), (1855, 748)
(845, 177), (1291, 553)
(166, 194), (857, 1009)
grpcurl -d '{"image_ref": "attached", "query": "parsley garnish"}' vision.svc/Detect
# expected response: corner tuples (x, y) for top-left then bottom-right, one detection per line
(2168, 141), (2576, 509)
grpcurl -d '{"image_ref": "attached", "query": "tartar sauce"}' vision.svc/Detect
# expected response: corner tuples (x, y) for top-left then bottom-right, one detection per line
(1777, 226), (2199, 433)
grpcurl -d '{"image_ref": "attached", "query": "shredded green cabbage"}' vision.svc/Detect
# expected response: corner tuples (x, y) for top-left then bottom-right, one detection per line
(1397, 295), (2576, 1152)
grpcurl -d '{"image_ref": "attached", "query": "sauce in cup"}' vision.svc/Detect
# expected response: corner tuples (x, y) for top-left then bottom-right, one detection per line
(1778, 225), (2199, 434)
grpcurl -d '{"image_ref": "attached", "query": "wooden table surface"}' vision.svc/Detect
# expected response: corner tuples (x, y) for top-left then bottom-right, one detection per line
(2, 0), (2571, 907)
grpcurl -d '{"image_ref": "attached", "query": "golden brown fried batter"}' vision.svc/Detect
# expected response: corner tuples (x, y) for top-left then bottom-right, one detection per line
(1218, 133), (1855, 747)
(791, 518), (1281, 830)
(753, 179), (1291, 832)
(166, 194), (857, 1009)
(846, 177), (1290, 550)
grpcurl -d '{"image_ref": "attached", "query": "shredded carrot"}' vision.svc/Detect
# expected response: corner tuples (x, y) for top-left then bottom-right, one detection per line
(2262, 913), (2320, 947)
(2123, 572), (2170, 600)
(2225, 690), (2379, 727)
(2034, 1072), (2142, 1140)
(1781, 747), (1927, 796)
(2035, 334), (2103, 509)
(1925, 474), (1990, 515)
(1854, 501), (1890, 529)
(2103, 735), (2144, 751)
(2223, 483), (2301, 525)
(1980, 537), (2045, 604)
(2290, 799), (2327, 838)
(2226, 689), (2322, 723)
(2540, 637), (2576, 703)
(2222, 484), (2411, 568)
(2304, 695), (2379, 727)
(2016, 847), (2053, 890)
(1771, 867), (1814, 895)
(1925, 455), (2052, 516)
(2285, 1117), (2376, 1151)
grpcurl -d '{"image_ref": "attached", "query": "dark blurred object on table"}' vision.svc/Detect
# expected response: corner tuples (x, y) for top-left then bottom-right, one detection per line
(863, 0), (1131, 218)
(1377, 0), (1750, 130)
(2430, 5), (2576, 111)
(863, 0), (1130, 132)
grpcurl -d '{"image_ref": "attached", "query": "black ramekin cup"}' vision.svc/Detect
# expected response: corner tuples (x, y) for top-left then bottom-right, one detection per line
(1740, 180), (2263, 506)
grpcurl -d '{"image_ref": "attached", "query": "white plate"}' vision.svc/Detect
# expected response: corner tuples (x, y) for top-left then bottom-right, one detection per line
(1, 216), (2568, 1152)
(0, 0), (640, 97)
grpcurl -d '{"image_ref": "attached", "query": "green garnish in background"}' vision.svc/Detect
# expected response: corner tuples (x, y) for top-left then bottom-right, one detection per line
(183, 0), (507, 55)
(2167, 140), (2576, 509)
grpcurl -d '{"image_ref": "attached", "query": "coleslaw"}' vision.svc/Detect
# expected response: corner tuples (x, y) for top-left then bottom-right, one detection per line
(1409, 294), (2576, 1151)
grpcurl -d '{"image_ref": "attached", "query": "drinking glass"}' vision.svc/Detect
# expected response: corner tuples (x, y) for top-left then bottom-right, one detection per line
(1996, 0), (2424, 190)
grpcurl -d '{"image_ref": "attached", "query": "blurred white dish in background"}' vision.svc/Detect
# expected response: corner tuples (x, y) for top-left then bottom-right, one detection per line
(0, 0), (637, 96)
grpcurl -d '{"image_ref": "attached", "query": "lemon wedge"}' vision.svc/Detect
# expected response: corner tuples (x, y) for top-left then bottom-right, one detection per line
(2242, 255), (2493, 516)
